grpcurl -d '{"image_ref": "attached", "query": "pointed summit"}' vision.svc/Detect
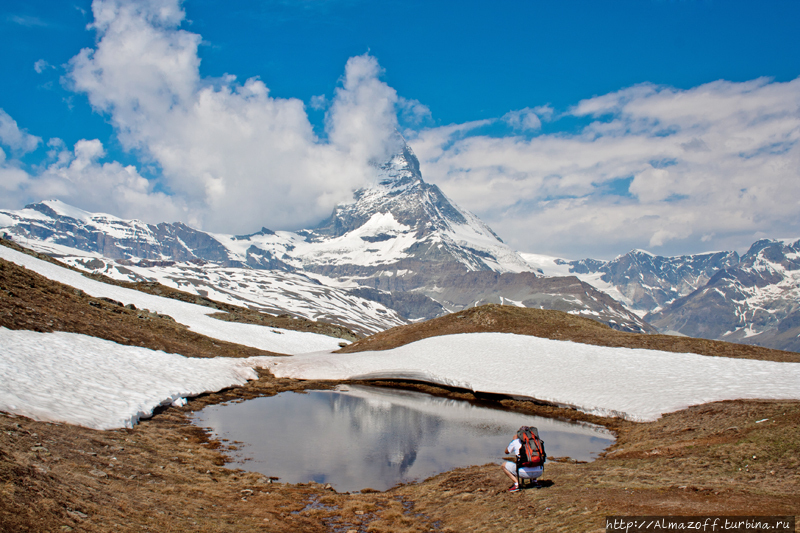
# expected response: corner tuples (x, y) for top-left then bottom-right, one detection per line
(374, 142), (422, 188)
(307, 140), (532, 276)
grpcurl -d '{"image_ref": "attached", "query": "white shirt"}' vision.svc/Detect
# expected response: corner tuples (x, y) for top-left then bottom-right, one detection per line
(506, 438), (522, 457)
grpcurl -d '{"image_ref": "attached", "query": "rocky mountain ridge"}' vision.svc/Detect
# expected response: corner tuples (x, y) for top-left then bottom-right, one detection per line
(523, 239), (800, 352)
(646, 239), (800, 352)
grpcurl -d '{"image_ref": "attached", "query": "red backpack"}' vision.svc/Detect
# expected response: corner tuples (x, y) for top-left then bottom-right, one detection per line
(516, 426), (546, 468)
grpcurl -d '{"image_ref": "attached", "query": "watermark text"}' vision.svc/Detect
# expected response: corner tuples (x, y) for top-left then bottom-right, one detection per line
(606, 516), (795, 532)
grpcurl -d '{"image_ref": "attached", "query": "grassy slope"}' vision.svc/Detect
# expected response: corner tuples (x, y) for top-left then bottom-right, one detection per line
(340, 303), (800, 362)
(0, 255), (281, 358)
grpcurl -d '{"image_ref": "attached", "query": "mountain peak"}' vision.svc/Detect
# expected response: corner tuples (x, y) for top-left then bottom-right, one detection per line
(316, 141), (471, 240)
(375, 143), (422, 188)
(307, 139), (532, 274)
(26, 200), (97, 223)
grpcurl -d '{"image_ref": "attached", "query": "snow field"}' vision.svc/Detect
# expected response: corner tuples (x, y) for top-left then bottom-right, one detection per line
(0, 328), (260, 429)
(58, 256), (406, 334)
(263, 333), (800, 422)
(2, 243), (799, 430)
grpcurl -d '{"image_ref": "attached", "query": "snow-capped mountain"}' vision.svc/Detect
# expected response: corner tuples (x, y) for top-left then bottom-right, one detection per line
(0, 143), (651, 333)
(522, 249), (740, 316)
(0, 204), (408, 336)
(305, 144), (532, 274)
(646, 239), (800, 352)
(0, 200), (236, 264)
(285, 145), (650, 332)
(522, 240), (800, 352)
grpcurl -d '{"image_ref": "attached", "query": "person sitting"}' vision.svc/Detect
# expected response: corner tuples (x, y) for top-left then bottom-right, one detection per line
(502, 433), (543, 492)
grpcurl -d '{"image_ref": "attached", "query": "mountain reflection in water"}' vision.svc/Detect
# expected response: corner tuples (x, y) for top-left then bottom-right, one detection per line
(192, 385), (614, 492)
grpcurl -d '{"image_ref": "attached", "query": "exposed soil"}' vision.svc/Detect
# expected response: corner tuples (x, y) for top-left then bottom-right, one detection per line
(2, 241), (799, 531)
(339, 303), (800, 363)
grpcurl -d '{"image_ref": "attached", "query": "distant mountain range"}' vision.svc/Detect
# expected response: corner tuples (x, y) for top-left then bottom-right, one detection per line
(2, 143), (798, 351)
(522, 239), (800, 352)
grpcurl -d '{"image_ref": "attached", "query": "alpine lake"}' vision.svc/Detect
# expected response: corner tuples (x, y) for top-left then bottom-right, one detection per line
(191, 385), (615, 493)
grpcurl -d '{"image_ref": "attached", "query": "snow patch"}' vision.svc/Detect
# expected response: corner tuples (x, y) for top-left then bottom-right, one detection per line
(0, 328), (260, 430)
(264, 333), (800, 422)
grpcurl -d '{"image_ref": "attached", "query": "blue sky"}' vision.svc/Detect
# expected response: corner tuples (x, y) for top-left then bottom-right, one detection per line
(1, 0), (799, 258)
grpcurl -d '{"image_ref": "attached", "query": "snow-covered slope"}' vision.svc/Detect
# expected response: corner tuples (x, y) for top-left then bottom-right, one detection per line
(60, 254), (405, 336)
(0, 328), (261, 430)
(0, 245), (343, 354)
(4, 326), (798, 429)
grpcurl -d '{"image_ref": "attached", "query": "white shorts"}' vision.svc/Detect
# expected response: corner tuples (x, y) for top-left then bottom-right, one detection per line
(504, 461), (543, 479)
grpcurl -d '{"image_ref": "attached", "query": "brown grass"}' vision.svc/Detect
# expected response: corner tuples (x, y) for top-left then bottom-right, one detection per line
(340, 303), (800, 362)
(2, 380), (798, 532)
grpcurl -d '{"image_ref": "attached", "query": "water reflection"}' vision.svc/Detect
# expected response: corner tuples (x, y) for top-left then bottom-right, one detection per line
(192, 385), (614, 492)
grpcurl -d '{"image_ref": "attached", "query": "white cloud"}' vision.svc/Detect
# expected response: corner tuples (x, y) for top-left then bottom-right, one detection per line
(0, 109), (41, 154)
(309, 94), (328, 110)
(398, 97), (432, 125)
(326, 53), (402, 164)
(33, 59), (53, 74)
(533, 105), (555, 122)
(9, 0), (799, 261)
(410, 77), (800, 258)
(629, 167), (676, 203)
(8, 15), (49, 28)
(0, 149), (31, 196)
(65, 0), (402, 233)
(502, 107), (542, 131)
(0, 131), (184, 223)
(34, 140), (184, 223)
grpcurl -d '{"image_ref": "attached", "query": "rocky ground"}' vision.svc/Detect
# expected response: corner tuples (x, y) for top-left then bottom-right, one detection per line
(1, 244), (798, 532)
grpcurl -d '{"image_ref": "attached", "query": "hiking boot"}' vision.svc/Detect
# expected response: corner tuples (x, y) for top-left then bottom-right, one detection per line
(508, 483), (519, 493)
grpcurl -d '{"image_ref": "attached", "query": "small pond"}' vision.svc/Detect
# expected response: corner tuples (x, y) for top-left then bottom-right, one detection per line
(192, 385), (614, 492)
